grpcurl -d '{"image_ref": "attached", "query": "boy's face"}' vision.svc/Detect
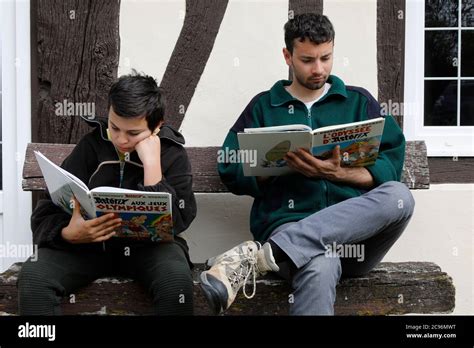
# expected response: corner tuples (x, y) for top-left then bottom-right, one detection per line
(283, 38), (334, 91)
(108, 107), (155, 153)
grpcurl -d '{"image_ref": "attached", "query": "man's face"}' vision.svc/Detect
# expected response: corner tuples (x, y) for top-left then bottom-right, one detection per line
(283, 39), (334, 91)
(108, 107), (153, 153)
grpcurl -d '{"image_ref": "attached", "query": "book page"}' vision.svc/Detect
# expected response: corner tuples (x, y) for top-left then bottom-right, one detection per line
(244, 124), (311, 133)
(237, 131), (311, 176)
(34, 151), (96, 217)
(91, 186), (149, 193)
(311, 117), (385, 134)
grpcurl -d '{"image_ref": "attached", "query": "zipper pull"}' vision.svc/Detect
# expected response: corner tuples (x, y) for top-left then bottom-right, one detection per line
(119, 161), (125, 188)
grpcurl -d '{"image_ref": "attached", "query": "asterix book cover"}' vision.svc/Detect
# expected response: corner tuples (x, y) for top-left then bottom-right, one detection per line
(34, 151), (173, 242)
(237, 117), (385, 176)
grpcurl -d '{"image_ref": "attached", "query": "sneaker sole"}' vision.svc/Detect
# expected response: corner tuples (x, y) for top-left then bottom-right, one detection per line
(199, 272), (225, 315)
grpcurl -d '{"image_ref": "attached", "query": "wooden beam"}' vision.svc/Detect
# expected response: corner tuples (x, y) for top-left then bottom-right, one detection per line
(161, 0), (229, 130)
(288, 0), (323, 16)
(34, 0), (120, 144)
(377, 0), (406, 128)
(428, 157), (474, 184)
(22, 141), (430, 192)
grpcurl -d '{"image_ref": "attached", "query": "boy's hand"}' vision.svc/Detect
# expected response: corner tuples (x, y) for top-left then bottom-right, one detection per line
(135, 128), (163, 185)
(61, 197), (122, 244)
(135, 129), (161, 167)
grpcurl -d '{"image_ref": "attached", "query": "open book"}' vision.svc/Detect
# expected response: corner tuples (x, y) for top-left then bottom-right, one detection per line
(237, 117), (385, 176)
(34, 151), (173, 242)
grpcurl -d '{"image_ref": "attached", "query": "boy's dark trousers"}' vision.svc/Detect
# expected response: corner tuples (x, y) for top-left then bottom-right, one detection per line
(17, 240), (193, 315)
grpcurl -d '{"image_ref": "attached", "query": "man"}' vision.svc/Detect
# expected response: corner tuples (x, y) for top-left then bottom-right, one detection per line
(200, 13), (414, 315)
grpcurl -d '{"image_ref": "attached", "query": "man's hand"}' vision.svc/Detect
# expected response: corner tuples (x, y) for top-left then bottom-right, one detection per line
(135, 129), (163, 185)
(285, 146), (343, 180)
(61, 197), (122, 244)
(284, 146), (374, 188)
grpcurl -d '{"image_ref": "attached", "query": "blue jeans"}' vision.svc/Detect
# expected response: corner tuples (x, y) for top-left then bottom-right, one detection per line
(268, 181), (415, 315)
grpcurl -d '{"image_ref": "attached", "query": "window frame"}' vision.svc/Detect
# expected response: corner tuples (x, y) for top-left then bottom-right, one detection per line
(404, 0), (474, 156)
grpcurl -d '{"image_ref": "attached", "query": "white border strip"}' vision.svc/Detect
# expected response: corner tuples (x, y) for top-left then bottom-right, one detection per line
(1, 0), (33, 272)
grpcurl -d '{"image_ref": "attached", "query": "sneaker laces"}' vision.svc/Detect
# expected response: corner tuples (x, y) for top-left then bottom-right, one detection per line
(226, 243), (263, 299)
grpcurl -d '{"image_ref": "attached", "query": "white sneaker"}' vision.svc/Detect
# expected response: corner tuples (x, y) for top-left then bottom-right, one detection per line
(200, 241), (279, 314)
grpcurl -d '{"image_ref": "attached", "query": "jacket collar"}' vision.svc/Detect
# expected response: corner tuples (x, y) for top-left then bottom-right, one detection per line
(270, 75), (348, 107)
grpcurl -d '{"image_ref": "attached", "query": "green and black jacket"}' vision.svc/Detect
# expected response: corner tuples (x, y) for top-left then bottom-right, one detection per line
(218, 75), (405, 242)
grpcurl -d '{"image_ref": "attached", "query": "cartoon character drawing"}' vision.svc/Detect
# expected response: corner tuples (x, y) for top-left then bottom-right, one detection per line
(151, 215), (173, 242)
(262, 140), (291, 168)
(120, 215), (149, 240)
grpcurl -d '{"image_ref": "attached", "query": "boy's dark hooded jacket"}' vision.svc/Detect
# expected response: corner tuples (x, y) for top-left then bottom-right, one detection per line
(31, 118), (197, 254)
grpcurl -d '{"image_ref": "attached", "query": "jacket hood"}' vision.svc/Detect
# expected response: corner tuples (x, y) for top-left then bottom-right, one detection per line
(159, 125), (185, 145)
(80, 116), (185, 146)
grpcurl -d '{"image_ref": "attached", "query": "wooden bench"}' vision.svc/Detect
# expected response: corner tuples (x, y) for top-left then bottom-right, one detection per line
(22, 142), (430, 192)
(0, 140), (456, 315)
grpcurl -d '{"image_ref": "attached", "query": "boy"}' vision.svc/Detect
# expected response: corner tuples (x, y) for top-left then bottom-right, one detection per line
(18, 71), (197, 315)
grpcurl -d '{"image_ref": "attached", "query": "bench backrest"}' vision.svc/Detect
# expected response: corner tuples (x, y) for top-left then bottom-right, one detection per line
(22, 141), (429, 192)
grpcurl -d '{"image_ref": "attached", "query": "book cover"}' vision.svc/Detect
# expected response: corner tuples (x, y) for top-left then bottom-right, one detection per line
(237, 117), (385, 176)
(311, 117), (385, 167)
(34, 151), (173, 242)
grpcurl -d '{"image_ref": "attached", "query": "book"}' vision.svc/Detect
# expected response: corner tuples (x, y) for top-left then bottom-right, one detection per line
(237, 117), (385, 176)
(34, 151), (173, 242)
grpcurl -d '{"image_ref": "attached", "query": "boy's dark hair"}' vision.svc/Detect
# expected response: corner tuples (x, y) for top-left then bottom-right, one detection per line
(284, 13), (335, 54)
(108, 70), (165, 131)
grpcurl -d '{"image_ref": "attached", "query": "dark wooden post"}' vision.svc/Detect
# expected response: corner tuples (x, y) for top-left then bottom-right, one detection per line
(289, 0), (323, 16)
(377, 0), (406, 128)
(33, 0), (120, 144)
(161, 0), (229, 131)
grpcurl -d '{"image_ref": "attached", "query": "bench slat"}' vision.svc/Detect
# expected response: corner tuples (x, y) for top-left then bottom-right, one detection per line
(22, 141), (430, 192)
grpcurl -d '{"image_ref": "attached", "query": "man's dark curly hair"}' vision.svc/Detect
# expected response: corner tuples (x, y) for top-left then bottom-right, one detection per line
(284, 13), (335, 54)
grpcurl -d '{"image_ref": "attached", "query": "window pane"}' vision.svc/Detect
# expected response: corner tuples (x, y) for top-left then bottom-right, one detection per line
(461, 80), (474, 125)
(425, 31), (458, 77)
(424, 80), (458, 126)
(462, 0), (474, 27)
(426, 0), (458, 27)
(461, 31), (474, 76)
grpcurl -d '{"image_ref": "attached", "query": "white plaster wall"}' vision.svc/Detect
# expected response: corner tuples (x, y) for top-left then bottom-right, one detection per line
(118, 0), (378, 146)
(324, 0), (378, 98)
(383, 184), (474, 315)
(180, 0), (289, 146)
(181, 185), (474, 314)
(118, 0), (185, 79)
